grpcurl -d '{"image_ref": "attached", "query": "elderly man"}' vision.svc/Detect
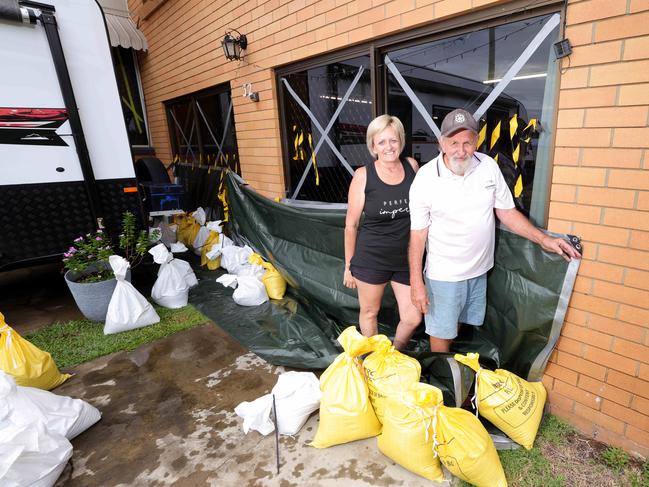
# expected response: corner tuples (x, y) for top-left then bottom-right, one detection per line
(409, 108), (580, 352)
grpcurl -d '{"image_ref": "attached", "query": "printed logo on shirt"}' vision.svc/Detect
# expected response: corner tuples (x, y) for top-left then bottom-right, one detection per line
(380, 199), (409, 219)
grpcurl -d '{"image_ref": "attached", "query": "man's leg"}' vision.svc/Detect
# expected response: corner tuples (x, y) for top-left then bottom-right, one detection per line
(429, 336), (452, 352)
(424, 278), (465, 352)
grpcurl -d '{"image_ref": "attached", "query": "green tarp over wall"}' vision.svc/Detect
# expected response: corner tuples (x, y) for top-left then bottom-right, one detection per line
(190, 172), (579, 403)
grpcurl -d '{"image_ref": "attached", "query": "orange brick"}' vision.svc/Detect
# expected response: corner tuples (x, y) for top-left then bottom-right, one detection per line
(630, 0), (649, 13)
(553, 147), (581, 166)
(638, 192), (649, 211)
(603, 208), (649, 231)
(305, 12), (326, 30)
(571, 222), (630, 246)
(547, 218), (573, 234)
(618, 83), (649, 105)
(569, 292), (619, 318)
(327, 32), (350, 50)
(556, 128), (612, 148)
(550, 184), (577, 202)
(358, 5), (385, 26)
(613, 128), (649, 148)
(625, 426), (649, 457)
(585, 106), (649, 128)
(570, 40), (622, 66)
(612, 338), (649, 364)
(314, 23), (336, 41)
(565, 307), (589, 326)
(549, 202), (602, 224)
(435, 0), (471, 18)
(551, 404), (596, 435)
(590, 60), (649, 87)
(608, 169), (649, 190)
(594, 11), (649, 42)
(296, 3), (316, 22)
(626, 269), (649, 291)
(573, 275), (593, 294)
(641, 363), (649, 381)
(581, 148), (643, 168)
(593, 426), (649, 459)
(557, 109), (584, 128)
(563, 321), (613, 350)
(601, 400), (649, 432)
(559, 66), (590, 89)
(401, 5), (435, 28)
(334, 14), (359, 34)
(579, 375), (633, 406)
(556, 350), (607, 380)
(584, 345), (638, 375)
(559, 87), (617, 108)
(618, 304), (649, 327)
(557, 335), (585, 355)
(552, 166), (607, 186)
(546, 390), (576, 413)
(545, 362), (579, 386)
(349, 23), (373, 44)
(630, 230), (649, 251)
(555, 379), (602, 410)
(564, 23), (594, 46)
(385, 0), (414, 17)
(567, 0), (627, 24)
(573, 403), (626, 435)
(588, 314), (646, 343)
(632, 395), (649, 415)
(624, 36), (649, 61)
(578, 187), (636, 209)
(608, 370), (649, 399)
(542, 374), (553, 391)
(325, 4), (348, 24)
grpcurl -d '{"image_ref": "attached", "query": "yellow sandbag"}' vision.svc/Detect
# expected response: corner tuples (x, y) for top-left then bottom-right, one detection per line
(363, 335), (421, 423)
(0, 313), (71, 390)
(175, 214), (200, 246)
(378, 382), (445, 482)
(248, 253), (287, 300)
(434, 400), (507, 487)
(200, 231), (222, 270)
(455, 352), (546, 450)
(311, 326), (381, 448)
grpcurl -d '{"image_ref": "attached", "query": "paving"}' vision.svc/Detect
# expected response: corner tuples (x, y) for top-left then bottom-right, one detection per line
(1, 265), (454, 486)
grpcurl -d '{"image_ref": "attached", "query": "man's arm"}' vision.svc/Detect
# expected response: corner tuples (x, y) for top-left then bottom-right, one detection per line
(409, 228), (429, 313)
(495, 208), (581, 261)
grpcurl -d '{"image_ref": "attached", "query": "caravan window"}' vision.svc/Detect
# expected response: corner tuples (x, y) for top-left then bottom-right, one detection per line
(112, 47), (150, 147)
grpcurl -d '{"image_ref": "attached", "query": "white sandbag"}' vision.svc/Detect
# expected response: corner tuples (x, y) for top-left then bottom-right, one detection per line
(170, 242), (188, 253)
(234, 372), (321, 436)
(235, 263), (265, 280)
(0, 371), (100, 440)
(149, 244), (198, 309)
(156, 222), (178, 247)
(216, 274), (268, 306)
(0, 422), (72, 487)
(220, 245), (254, 274)
(206, 220), (223, 233)
(192, 226), (211, 256)
(104, 256), (160, 334)
(192, 207), (206, 226)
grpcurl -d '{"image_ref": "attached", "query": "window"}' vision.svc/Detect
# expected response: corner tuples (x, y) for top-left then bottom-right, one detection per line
(277, 8), (561, 224)
(112, 47), (149, 147)
(165, 85), (239, 172)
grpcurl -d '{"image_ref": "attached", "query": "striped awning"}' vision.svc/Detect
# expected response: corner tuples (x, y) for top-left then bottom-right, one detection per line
(98, 0), (148, 51)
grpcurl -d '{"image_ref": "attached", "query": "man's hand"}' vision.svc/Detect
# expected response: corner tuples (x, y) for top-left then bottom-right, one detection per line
(410, 280), (429, 314)
(541, 235), (582, 262)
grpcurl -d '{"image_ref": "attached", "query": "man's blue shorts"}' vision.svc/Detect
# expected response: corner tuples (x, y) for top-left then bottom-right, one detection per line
(424, 273), (487, 340)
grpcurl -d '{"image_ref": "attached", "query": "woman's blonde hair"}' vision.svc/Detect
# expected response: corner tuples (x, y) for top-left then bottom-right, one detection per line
(366, 114), (405, 157)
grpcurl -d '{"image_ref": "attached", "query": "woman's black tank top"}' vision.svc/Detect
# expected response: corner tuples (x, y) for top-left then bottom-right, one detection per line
(351, 158), (415, 271)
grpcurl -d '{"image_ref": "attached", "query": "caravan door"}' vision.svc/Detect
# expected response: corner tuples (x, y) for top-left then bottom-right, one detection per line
(0, 0), (141, 269)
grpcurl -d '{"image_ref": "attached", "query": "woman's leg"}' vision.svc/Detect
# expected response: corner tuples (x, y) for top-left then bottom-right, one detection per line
(390, 280), (422, 350)
(355, 279), (387, 337)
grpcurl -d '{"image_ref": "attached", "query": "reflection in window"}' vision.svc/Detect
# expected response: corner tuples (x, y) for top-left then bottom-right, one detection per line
(386, 14), (560, 216)
(165, 86), (239, 173)
(113, 47), (149, 147)
(281, 56), (372, 202)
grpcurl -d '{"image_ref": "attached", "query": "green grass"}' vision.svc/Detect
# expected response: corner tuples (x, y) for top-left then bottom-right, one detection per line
(26, 305), (209, 369)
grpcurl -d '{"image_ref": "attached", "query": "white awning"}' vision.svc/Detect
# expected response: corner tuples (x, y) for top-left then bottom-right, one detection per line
(98, 0), (148, 51)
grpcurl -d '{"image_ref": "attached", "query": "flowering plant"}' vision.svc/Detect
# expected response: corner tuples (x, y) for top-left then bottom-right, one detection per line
(63, 230), (115, 282)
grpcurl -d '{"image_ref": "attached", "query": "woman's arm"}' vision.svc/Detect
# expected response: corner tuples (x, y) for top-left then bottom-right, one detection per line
(405, 156), (420, 173)
(343, 167), (366, 289)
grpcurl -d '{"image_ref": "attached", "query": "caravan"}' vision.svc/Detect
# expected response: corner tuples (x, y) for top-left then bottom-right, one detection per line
(0, 0), (143, 269)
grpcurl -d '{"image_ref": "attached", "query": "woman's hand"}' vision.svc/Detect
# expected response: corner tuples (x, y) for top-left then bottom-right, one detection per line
(343, 268), (356, 289)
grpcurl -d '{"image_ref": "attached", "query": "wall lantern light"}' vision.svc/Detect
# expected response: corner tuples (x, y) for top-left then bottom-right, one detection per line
(222, 30), (247, 61)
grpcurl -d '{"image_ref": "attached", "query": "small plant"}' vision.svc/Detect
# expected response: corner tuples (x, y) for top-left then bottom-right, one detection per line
(118, 210), (151, 270)
(602, 446), (630, 473)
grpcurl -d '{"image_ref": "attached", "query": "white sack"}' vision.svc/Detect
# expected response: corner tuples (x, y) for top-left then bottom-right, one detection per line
(0, 422), (72, 487)
(104, 256), (160, 334)
(235, 263), (265, 280)
(220, 245), (254, 274)
(192, 226), (211, 256)
(216, 274), (238, 288)
(206, 220), (223, 233)
(149, 244), (198, 309)
(0, 371), (100, 440)
(216, 274), (268, 306)
(170, 242), (188, 253)
(192, 207), (206, 226)
(234, 372), (321, 436)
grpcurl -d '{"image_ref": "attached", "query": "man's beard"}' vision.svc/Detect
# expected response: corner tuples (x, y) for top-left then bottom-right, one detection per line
(448, 154), (472, 175)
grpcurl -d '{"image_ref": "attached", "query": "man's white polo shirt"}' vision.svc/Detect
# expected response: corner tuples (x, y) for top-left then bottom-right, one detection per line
(409, 151), (514, 282)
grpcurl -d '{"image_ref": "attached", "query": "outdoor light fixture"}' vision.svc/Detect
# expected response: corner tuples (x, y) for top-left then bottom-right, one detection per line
(553, 38), (572, 59)
(222, 29), (247, 61)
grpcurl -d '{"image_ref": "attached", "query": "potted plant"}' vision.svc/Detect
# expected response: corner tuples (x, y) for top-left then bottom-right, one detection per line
(63, 211), (154, 321)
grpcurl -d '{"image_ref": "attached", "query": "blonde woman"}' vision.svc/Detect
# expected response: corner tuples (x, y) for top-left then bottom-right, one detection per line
(343, 114), (421, 350)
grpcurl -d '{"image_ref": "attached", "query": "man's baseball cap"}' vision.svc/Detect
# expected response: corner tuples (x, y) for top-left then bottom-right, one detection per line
(440, 108), (478, 137)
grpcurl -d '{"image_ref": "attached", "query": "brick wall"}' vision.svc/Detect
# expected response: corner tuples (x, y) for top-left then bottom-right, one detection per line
(542, 0), (649, 458)
(129, 0), (649, 456)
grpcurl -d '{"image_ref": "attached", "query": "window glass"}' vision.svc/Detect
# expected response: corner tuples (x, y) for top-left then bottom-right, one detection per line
(386, 13), (560, 216)
(112, 47), (149, 147)
(281, 55), (372, 202)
